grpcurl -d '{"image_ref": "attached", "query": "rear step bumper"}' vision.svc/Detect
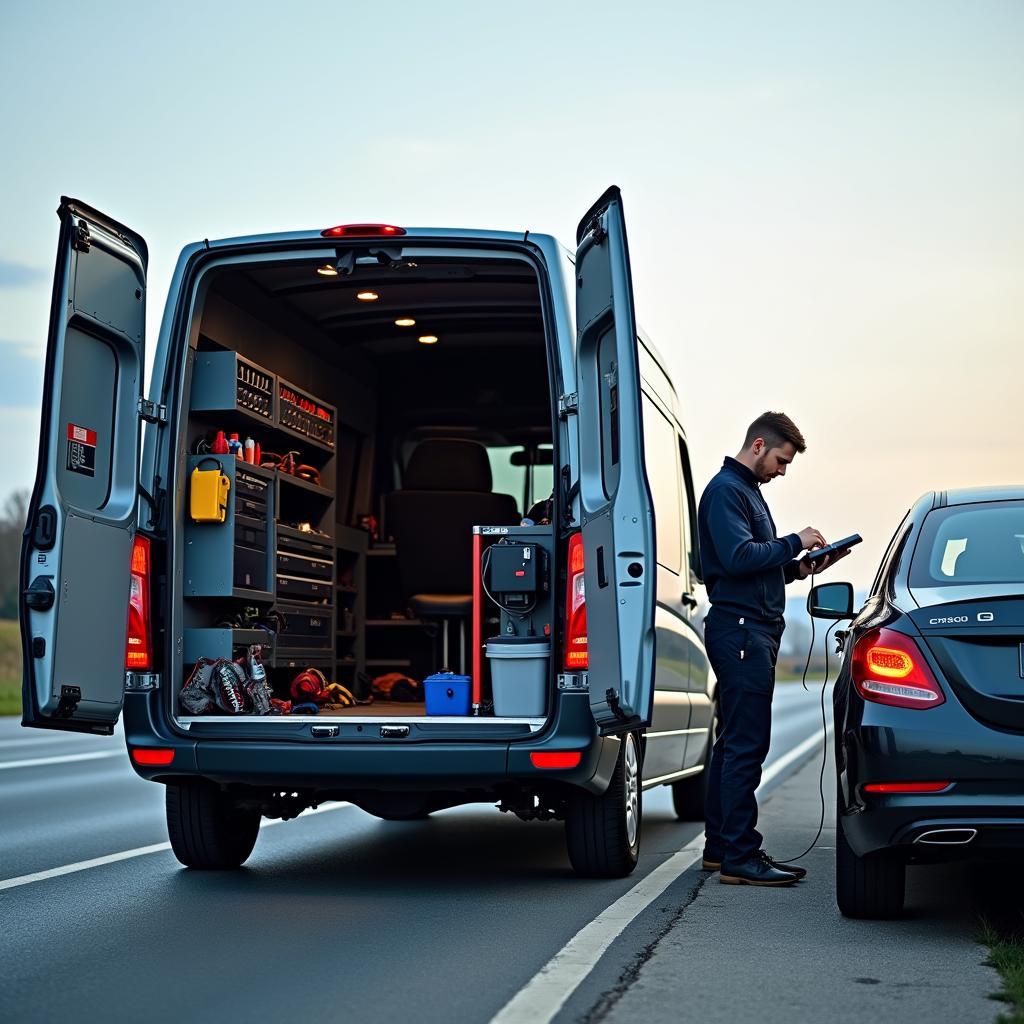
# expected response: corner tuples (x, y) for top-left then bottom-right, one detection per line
(122, 690), (621, 795)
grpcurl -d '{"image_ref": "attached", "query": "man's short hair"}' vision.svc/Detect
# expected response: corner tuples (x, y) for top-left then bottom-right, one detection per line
(744, 411), (807, 454)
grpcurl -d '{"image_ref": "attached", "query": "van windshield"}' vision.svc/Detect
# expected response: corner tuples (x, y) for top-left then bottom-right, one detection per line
(487, 445), (553, 514)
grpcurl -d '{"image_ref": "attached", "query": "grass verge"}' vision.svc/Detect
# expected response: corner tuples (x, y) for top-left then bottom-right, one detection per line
(982, 919), (1024, 1023)
(0, 618), (22, 716)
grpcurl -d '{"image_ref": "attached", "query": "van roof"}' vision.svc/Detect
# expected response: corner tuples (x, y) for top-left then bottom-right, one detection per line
(199, 226), (559, 249)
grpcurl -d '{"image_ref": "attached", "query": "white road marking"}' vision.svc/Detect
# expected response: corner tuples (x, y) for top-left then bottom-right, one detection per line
(758, 724), (831, 793)
(489, 723), (828, 1024)
(0, 802), (352, 892)
(489, 835), (706, 1024)
(0, 750), (125, 771)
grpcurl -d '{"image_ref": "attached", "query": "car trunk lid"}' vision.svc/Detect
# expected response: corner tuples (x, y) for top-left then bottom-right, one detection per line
(908, 596), (1024, 731)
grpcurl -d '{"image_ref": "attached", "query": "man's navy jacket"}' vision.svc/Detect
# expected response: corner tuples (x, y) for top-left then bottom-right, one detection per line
(697, 457), (803, 624)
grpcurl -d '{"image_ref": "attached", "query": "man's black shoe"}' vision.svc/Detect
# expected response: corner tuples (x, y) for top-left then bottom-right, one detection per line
(720, 851), (798, 886)
(704, 848), (807, 879)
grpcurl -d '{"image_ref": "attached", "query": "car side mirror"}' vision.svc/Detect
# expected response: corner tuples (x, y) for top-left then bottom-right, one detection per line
(808, 581), (854, 620)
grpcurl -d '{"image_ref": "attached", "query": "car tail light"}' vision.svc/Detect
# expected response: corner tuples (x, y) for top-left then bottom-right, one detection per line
(131, 748), (175, 767)
(320, 223), (407, 238)
(852, 627), (945, 709)
(126, 535), (152, 671)
(863, 781), (951, 794)
(530, 751), (582, 769)
(564, 532), (588, 670)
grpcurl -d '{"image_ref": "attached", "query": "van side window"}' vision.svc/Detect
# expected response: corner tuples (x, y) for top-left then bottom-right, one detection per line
(640, 394), (681, 572)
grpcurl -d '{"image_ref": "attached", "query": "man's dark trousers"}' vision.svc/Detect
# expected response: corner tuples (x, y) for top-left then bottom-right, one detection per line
(703, 609), (783, 866)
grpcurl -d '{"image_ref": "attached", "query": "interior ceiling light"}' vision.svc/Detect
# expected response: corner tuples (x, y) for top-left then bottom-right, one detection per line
(394, 317), (416, 327)
(418, 335), (438, 345)
(356, 291), (380, 302)
(315, 264), (338, 277)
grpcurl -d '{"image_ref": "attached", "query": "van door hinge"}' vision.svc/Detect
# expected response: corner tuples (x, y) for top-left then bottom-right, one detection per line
(73, 219), (91, 253)
(125, 672), (161, 691)
(137, 398), (167, 425)
(558, 392), (578, 418)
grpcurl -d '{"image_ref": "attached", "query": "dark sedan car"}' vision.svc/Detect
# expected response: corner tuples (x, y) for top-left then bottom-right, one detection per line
(810, 486), (1024, 918)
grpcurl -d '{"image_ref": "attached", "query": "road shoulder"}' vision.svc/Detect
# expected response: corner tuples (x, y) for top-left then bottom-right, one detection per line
(578, 753), (1000, 1024)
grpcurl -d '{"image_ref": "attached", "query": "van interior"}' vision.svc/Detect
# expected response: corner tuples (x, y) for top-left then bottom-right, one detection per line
(176, 246), (557, 724)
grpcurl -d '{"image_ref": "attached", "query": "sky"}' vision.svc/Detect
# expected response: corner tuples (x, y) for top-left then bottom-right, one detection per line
(1, 0), (1021, 593)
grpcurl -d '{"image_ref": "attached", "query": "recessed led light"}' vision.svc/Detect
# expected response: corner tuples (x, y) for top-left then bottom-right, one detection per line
(394, 317), (416, 327)
(316, 264), (338, 277)
(356, 290), (380, 302)
(418, 335), (438, 345)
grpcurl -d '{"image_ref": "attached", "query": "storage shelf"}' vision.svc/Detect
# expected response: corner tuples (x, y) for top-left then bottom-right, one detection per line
(277, 472), (333, 499)
(276, 418), (335, 455)
(366, 618), (423, 628)
(366, 658), (412, 668)
(277, 523), (334, 544)
(231, 586), (274, 603)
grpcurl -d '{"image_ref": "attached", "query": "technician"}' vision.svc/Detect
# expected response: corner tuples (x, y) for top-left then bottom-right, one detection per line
(697, 411), (847, 887)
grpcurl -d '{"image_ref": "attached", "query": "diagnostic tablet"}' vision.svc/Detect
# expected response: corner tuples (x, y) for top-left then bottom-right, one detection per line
(803, 533), (862, 566)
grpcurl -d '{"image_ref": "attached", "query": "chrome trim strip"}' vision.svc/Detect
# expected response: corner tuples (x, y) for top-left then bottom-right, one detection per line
(642, 765), (703, 789)
(645, 727), (707, 738)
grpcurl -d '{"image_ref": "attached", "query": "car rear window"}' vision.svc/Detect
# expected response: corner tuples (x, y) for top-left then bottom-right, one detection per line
(910, 500), (1024, 587)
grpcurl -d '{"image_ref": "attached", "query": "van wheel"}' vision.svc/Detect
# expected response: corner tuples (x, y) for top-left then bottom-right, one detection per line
(835, 803), (904, 919)
(166, 780), (261, 869)
(672, 707), (716, 821)
(565, 731), (641, 878)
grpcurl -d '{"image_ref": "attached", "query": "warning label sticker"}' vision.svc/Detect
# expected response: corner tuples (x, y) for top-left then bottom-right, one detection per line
(66, 423), (97, 477)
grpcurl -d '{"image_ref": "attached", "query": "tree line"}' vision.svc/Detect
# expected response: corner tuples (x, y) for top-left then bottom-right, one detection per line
(0, 492), (28, 619)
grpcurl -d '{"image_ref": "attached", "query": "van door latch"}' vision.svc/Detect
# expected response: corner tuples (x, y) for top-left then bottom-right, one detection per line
(380, 725), (410, 739)
(125, 672), (160, 691)
(311, 725), (339, 738)
(558, 392), (578, 418)
(137, 398), (167, 425)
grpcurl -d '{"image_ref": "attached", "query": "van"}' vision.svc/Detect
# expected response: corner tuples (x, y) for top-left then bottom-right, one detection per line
(19, 188), (713, 877)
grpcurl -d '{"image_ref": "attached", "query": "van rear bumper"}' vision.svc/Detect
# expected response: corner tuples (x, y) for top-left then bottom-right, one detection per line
(122, 690), (620, 795)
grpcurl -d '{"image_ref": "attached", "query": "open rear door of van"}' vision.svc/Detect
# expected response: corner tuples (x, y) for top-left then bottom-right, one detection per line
(574, 186), (656, 736)
(20, 198), (148, 735)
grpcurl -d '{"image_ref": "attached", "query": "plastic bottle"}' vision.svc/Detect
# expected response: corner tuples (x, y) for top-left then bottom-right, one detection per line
(211, 430), (230, 455)
(244, 437), (256, 464)
(248, 645), (267, 688)
(253, 441), (262, 466)
(228, 432), (242, 459)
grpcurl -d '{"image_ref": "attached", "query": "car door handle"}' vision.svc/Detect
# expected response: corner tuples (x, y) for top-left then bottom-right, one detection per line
(681, 592), (698, 609)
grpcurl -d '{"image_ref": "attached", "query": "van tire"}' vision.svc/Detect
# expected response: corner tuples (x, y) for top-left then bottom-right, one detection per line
(565, 731), (641, 879)
(166, 780), (261, 869)
(835, 802), (904, 919)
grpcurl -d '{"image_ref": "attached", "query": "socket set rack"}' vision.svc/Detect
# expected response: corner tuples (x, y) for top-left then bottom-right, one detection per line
(191, 350), (274, 421)
(191, 352), (335, 452)
(277, 377), (336, 450)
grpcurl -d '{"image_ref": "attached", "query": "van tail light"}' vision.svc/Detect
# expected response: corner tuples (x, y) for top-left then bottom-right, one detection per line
(863, 781), (951, 794)
(126, 535), (152, 671)
(564, 532), (588, 670)
(131, 748), (175, 767)
(320, 224), (407, 238)
(852, 627), (944, 710)
(531, 751), (582, 769)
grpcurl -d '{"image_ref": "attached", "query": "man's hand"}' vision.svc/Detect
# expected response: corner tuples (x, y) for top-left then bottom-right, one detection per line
(798, 526), (826, 551)
(797, 544), (852, 580)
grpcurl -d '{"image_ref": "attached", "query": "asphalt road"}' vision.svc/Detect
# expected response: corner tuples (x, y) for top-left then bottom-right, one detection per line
(0, 686), (826, 1024)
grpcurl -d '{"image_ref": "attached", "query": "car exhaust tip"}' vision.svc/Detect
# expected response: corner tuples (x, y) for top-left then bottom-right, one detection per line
(914, 828), (978, 845)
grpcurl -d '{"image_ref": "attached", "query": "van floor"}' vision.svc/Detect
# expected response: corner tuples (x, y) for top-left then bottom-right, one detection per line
(317, 701), (426, 717)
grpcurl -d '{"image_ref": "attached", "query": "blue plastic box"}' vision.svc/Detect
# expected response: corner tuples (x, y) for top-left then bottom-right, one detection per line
(424, 672), (472, 716)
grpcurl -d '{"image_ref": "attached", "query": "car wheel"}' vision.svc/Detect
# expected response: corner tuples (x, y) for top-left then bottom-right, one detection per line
(166, 779), (261, 869)
(672, 705), (716, 821)
(835, 799), (905, 919)
(565, 731), (642, 878)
